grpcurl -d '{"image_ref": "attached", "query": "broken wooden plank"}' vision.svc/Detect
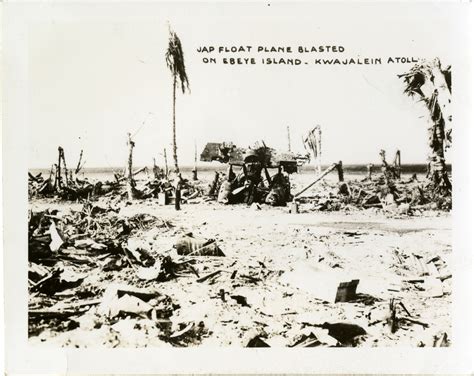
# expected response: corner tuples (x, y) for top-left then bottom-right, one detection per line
(294, 163), (338, 198)
(196, 270), (222, 283)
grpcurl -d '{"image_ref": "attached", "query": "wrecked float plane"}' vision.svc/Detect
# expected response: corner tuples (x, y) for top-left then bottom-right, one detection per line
(200, 142), (310, 206)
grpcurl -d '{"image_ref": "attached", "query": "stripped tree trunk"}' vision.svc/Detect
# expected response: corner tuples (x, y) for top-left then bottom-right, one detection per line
(52, 164), (58, 190)
(424, 93), (450, 191)
(56, 148), (62, 189)
(153, 158), (160, 180)
(367, 163), (374, 180)
(172, 75), (179, 173)
(75, 150), (84, 175)
(164, 148), (169, 178)
(49, 164), (55, 183)
(431, 58), (452, 143)
(417, 79), (449, 189)
(428, 118), (451, 191)
(125, 133), (136, 200)
(380, 149), (390, 181)
(192, 140), (198, 180)
(336, 161), (344, 182)
(59, 147), (69, 186)
(391, 150), (401, 179)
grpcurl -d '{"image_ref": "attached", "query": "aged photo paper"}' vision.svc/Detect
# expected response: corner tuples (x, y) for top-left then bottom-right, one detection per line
(3, 1), (473, 374)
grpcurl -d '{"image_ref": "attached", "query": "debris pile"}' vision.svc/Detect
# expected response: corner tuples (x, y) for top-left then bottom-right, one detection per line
(28, 201), (209, 346)
(28, 196), (451, 347)
(28, 147), (204, 204)
(134, 174), (204, 203)
(294, 171), (451, 214)
(201, 142), (450, 212)
(202, 141), (307, 207)
(28, 171), (122, 201)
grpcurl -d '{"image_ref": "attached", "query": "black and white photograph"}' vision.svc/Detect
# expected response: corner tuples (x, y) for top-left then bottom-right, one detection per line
(3, 1), (473, 374)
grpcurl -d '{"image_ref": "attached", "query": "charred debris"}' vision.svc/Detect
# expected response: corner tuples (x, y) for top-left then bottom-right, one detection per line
(29, 196), (451, 347)
(201, 141), (451, 213)
(30, 139), (451, 213)
(28, 141), (451, 347)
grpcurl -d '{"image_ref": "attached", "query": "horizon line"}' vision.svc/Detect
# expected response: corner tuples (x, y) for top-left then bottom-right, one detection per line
(29, 162), (451, 170)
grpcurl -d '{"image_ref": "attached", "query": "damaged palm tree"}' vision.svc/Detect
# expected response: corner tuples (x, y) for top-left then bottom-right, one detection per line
(75, 149), (85, 175)
(399, 58), (451, 194)
(163, 148), (169, 178)
(303, 125), (322, 174)
(165, 24), (190, 174)
(379, 149), (401, 181)
(125, 133), (137, 200)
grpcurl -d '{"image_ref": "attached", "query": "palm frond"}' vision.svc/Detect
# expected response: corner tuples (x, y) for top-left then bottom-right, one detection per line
(442, 67), (451, 94)
(400, 70), (426, 98)
(166, 29), (190, 93)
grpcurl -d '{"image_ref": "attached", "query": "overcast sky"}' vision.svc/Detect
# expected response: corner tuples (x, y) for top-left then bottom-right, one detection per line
(27, 2), (461, 168)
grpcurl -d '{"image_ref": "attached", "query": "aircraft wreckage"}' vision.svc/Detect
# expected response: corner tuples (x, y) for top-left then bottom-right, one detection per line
(200, 141), (310, 206)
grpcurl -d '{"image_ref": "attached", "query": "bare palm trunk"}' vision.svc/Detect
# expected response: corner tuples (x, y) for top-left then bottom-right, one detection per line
(336, 161), (344, 182)
(392, 150), (401, 179)
(431, 58), (452, 132)
(367, 163), (373, 180)
(172, 75), (179, 173)
(418, 84), (450, 191)
(125, 133), (136, 200)
(192, 141), (198, 180)
(153, 158), (160, 180)
(75, 149), (84, 175)
(59, 147), (69, 186)
(49, 164), (55, 182)
(53, 164), (58, 190)
(429, 119), (451, 191)
(164, 148), (169, 178)
(56, 148), (62, 189)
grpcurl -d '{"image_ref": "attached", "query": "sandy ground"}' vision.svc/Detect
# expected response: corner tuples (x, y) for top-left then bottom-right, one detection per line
(28, 172), (451, 347)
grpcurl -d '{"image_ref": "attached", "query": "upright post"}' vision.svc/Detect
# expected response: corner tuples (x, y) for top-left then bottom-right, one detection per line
(192, 140), (198, 180)
(153, 158), (160, 180)
(336, 161), (344, 182)
(59, 147), (69, 186)
(56, 147), (62, 189)
(164, 148), (169, 178)
(125, 133), (136, 200)
(174, 174), (182, 210)
(367, 163), (374, 180)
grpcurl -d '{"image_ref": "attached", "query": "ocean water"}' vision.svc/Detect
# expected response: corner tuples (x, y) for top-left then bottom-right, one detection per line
(29, 163), (449, 184)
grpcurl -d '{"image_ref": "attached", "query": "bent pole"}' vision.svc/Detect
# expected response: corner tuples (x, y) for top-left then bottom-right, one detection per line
(294, 162), (337, 198)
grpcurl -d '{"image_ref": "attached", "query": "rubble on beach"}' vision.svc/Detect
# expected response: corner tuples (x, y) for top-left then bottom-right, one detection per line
(28, 171), (452, 347)
(28, 143), (452, 347)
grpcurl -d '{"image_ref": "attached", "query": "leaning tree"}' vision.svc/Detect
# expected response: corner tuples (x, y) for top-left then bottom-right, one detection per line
(398, 58), (452, 193)
(165, 26), (190, 174)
